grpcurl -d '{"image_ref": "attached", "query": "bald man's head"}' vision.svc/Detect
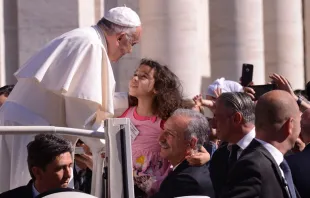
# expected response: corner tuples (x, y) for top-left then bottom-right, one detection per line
(301, 109), (310, 143)
(255, 90), (301, 153)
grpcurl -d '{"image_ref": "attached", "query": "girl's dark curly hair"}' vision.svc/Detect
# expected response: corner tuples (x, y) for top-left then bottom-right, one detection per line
(129, 59), (183, 120)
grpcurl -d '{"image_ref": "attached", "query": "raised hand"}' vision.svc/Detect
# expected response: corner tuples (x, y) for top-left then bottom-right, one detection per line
(243, 87), (255, 100)
(269, 73), (294, 96)
(193, 94), (203, 107)
(214, 87), (222, 98)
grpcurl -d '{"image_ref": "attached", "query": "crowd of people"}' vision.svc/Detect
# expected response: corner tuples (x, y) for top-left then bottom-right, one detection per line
(0, 5), (309, 198)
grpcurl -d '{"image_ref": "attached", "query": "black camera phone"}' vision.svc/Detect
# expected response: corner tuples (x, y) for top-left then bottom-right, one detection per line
(241, 64), (254, 86)
(248, 84), (277, 100)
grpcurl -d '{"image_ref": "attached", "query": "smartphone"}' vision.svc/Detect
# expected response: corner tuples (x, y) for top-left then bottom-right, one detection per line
(75, 147), (85, 155)
(248, 84), (277, 100)
(241, 64), (254, 86)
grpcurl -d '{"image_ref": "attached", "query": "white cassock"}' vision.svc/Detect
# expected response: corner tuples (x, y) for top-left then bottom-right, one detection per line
(0, 25), (120, 193)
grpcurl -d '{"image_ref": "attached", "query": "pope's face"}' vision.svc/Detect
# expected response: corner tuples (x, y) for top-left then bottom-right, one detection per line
(108, 26), (142, 62)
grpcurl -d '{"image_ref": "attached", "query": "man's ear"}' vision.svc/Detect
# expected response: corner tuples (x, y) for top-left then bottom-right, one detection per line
(189, 136), (198, 149)
(32, 167), (43, 180)
(116, 33), (126, 42)
(233, 112), (243, 125)
(283, 117), (294, 137)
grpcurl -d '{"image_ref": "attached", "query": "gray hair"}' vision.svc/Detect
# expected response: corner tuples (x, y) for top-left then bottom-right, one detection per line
(218, 92), (255, 123)
(172, 108), (209, 148)
(97, 18), (137, 40)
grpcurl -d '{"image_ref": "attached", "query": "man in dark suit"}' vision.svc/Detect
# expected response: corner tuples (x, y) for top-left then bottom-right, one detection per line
(286, 108), (310, 198)
(221, 90), (301, 198)
(152, 109), (214, 198)
(0, 180), (33, 198)
(209, 92), (255, 197)
(0, 134), (73, 198)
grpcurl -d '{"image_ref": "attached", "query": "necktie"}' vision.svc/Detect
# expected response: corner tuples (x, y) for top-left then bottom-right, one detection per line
(228, 144), (240, 168)
(280, 160), (297, 198)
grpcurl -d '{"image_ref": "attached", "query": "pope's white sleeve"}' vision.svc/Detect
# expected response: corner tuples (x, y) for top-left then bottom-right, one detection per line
(64, 96), (99, 129)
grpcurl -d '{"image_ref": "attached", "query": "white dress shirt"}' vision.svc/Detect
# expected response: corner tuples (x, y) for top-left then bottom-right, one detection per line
(228, 127), (256, 159)
(173, 163), (181, 171)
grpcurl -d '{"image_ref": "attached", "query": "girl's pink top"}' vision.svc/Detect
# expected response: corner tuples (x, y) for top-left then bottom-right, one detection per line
(119, 106), (171, 196)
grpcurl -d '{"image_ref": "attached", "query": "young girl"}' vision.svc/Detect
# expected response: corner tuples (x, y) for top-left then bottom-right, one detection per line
(119, 59), (183, 197)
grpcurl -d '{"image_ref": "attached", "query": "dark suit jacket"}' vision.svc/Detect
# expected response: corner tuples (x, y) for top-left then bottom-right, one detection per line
(73, 165), (92, 194)
(286, 143), (310, 198)
(152, 160), (214, 198)
(209, 142), (230, 197)
(0, 180), (33, 198)
(221, 139), (300, 198)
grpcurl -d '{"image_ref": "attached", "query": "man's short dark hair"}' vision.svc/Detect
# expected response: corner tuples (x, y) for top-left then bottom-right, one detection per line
(0, 85), (14, 96)
(27, 134), (73, 180)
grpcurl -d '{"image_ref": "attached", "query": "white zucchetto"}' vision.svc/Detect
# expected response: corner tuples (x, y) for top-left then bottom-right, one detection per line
(104, 6), (141, 27)
(207, 77), (243, 97)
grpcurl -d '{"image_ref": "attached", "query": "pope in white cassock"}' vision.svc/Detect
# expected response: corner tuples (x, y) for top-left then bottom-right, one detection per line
(0, 6), (142, 193)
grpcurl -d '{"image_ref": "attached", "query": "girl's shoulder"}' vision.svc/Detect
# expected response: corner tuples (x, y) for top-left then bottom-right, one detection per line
(118, 106), (165, 129)
(118, 107), (135, 118)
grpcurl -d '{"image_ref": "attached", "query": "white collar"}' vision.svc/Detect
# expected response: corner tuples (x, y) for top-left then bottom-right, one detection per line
(228, 127), (256, 151)
(256, 138), (284, 166)
(32, 182), (40, 197)
(172, 162), (182, 171)
(94, 25), (108, 49)
(237, 127), (256, 150)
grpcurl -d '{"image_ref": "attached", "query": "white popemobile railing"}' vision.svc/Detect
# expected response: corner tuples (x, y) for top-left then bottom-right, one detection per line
(0, 118), (134, 198)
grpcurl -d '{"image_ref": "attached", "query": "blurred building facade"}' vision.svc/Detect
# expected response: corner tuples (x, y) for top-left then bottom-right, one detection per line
(0, 0), (309, 97)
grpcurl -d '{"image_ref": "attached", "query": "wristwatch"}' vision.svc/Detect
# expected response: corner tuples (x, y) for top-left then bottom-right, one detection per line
(297, 96), (302, 107)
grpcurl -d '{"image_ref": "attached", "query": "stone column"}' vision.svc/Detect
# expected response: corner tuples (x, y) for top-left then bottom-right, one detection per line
(17, 0), (95, 66)
(303, 0), (310, 84)
(95, 0), (104, 22)
(78, 0), (95, 27)
(0, 0), (19, 86)
(263, 0), (304, 88)
(139, 0), (210, 98)
(0, 0), (4, 86)
(209, 0), (265, 85)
